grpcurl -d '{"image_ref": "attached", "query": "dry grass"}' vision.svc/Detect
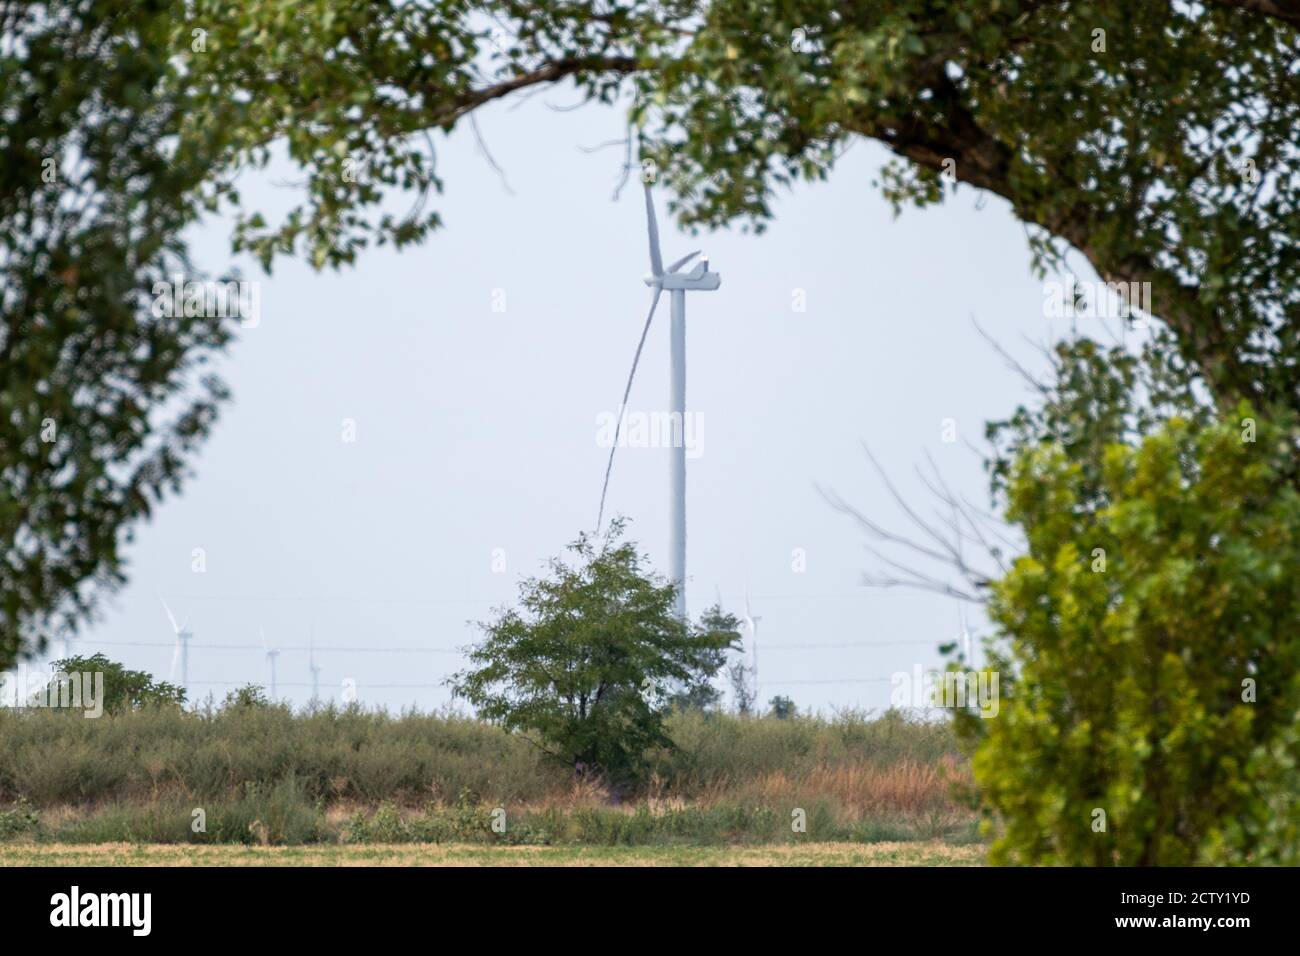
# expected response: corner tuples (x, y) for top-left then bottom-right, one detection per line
(722, 755), (971, 816)
(0, 841), (984, 867)
(1, 708), (977, 846)
(0, 705), (963, 808)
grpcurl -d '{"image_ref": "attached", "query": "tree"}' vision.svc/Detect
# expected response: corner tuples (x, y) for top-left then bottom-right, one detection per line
(0, 2), (238, 669)
(727, 658), (756, 715)
(665, 605), (741, 712)
(43, 653), (185, 712)
(222, 683), (271, 710)
(768, 695), (797, 720)
(450, 520), (740, 779)
(959, 411), (1300, 864)
(174, 1), (1298, 417)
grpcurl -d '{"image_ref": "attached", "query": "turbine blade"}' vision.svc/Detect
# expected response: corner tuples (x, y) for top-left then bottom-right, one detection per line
(667, 250), (700, 273)
(260, 627), (268, 652)
(596, 288), (663, 531)
(643, 183), (664, 277)
(168, 640), (180, 682)
(160, 598), (179, 634)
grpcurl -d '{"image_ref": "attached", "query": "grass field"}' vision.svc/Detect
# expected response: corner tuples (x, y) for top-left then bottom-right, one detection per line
(0, 841), (983, 867)
(0, 707), (979, 849)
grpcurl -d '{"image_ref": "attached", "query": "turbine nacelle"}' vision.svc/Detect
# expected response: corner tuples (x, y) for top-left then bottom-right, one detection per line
(641, 183), (722, 297)
(648, 258), (722, 291)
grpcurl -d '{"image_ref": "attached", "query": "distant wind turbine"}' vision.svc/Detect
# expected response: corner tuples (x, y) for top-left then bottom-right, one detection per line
(260, 627), (280, 702)
(596, 180), (721, 619)
(742, 588), (761, 691)
(308, 631), (322, 703)
(958, 606), (973, 661)
(160, 598), (192, 696)
(52, 626), (73, 664)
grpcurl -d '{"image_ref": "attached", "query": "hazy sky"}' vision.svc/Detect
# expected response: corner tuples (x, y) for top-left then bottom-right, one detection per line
(38, 86), (1096, 714)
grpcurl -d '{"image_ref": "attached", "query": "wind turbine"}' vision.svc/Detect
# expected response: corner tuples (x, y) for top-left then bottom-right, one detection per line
(742, 588), (761, 691)
(51, 626), (72, 664)
(958, 606), (973, 662)
(308, 630), (322, 704)
(596, 180), (721, 619)
(260, 627), (279, 702)
(160, 598), (191, 696)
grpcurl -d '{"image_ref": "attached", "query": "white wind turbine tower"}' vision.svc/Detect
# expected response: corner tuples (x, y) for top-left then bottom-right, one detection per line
(597, 180), (721, 619)
(260, 627), (279, 702)
(51, 625), (73, 664)
(958, 605), (973, 661)
(742, 588), (761, 692)
(308, 631), (322, 703)
(160, 598), (192, 696)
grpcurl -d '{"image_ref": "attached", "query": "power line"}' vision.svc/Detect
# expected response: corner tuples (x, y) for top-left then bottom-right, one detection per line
(69, 623), (964, 699)
(760, 677), (895, 685)
(187, 680), (445, 689)
(91, 640), (461, 654)
(91, 638), (946, 653)
(157, 593), (505, 606)
(153, 590), (903, 606)
(761, 639), (947, 649)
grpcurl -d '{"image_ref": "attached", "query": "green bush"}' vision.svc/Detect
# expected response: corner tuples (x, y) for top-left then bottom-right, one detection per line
(0, 798), (39, 840)
(44, 653), (185, 711)
(37, 780), (327, 846)
(0, 702), (564, 807)
(967, 411), (1300, 864)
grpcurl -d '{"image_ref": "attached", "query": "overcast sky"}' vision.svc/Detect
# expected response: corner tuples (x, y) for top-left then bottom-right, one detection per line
(33, 87), (1099, 714)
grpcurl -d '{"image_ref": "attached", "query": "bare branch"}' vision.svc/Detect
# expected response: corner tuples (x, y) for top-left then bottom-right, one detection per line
(821, 430), (1024, 604)
(611, 131), (635, 200)
(857, 443), (968, 564)
(578, 138), (632, 154)
(469, 113), (515, 196)
(972, 315), (1052, 396)
(820, 483), (963, 569)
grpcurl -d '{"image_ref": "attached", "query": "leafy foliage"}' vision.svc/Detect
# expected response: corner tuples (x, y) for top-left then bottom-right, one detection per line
(0, 797), (39, 840)
(985, 337), (1211, 510)
(450, 520), (740, 778)
(174, 1), (1300, 413)
(222, 684), (272, 710)
(962, 411), (1300, 864)
(44, 653), (185, 712)
(665, 604), (742, 712)
(0, 2), (237, 668)
(768, 695), (797, 720)
(727, 658), (757, 714)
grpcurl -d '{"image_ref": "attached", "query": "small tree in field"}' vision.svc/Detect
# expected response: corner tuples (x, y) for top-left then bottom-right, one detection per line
(665, 606), (742, 713)
(222, 684), (271, 710)
(43, 653), (185, 712)
(768, 696), (798, 720)
(450, 520), (739, 780)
